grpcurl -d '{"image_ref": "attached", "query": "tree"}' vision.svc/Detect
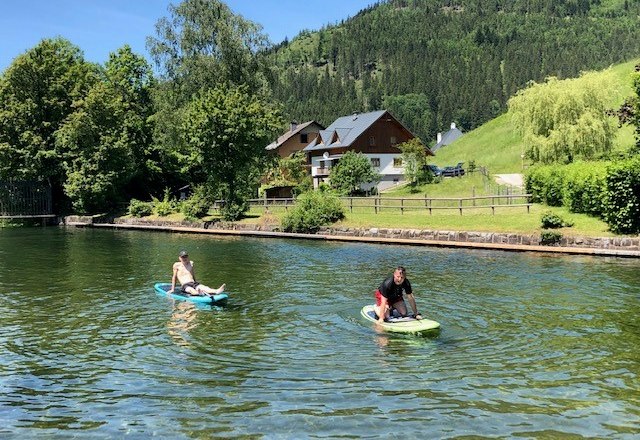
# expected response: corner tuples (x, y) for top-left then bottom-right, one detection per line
(54, 46), (156, 213)
(146, 0), (273, 184)
(181, 86), (283, 220)
(615, 63), (640, 155)
(398, 138), (432, 188)
(0, 38), (97, 194)
(508, 72), (617, 164)
(329, 151), (380, 195)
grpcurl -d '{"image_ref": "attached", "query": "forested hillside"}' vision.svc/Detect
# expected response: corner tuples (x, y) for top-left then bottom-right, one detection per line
(266, 0), (640, 143)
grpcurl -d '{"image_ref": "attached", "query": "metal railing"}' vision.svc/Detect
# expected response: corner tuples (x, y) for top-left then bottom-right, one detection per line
(0, 180), (53, 217)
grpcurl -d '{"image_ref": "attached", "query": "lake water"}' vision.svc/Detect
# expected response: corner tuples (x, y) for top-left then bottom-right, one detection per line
(0, 227), (639, 439)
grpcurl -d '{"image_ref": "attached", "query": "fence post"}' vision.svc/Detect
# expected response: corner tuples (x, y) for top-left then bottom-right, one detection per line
(459, 199), (463, 215)
(472, 186), (476, 206)
(401, 198), (404, 215)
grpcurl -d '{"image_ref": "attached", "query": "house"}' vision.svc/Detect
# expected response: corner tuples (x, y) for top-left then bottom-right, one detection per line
(302, 110), (432, 191)
(432, 122), (463, 152)
(265, 120), (325, 158)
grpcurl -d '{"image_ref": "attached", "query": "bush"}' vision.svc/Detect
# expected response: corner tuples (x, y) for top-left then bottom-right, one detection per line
(562, 162), (608, 216)
(541, 211), (573, 229)
(152, 188), (177, 217)
(180, 186), (211, 220)
(525, 165), (565, 206)
(604, 155), (640, 234)
(128, 199), (153, 217)
(540, 230), (563, 245)
(282, 190), (345, 233)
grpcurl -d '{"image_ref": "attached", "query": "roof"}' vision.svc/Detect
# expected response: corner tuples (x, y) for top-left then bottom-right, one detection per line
(266, 121), (324, 151)
(432, 126), (464, 152)
(303, 110), (388, 152)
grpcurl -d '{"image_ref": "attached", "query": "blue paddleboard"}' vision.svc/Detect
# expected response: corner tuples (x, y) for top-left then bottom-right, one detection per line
(154, 282), (228, 304)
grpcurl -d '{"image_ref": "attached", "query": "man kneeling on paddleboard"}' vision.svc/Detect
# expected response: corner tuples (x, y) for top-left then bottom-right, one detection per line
(170, 250), (225, 297)
(374, 266), (422, 323)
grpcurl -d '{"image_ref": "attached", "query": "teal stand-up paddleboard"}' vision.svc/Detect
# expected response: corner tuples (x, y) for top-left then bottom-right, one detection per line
(154, 282), (228, 304)
(361, 305), (440, 334)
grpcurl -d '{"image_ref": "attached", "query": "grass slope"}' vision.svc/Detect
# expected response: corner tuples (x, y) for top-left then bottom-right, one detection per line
(431, 59), (638, 173)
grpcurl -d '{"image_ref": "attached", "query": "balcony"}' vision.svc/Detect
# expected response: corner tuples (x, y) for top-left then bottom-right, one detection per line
(315, 167), (331, 176)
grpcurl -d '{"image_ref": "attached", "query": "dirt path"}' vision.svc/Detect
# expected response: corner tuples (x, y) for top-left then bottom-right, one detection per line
(494, 173), (524, 188)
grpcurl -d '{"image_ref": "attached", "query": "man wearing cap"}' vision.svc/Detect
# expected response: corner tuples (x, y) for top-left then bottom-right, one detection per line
(170, 250), (225, 296)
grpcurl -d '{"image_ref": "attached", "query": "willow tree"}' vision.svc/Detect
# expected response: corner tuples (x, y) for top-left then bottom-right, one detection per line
(508, 72), (617, 164)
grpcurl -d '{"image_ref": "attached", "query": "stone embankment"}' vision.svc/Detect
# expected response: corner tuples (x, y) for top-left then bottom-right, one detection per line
(61, 216), (640, 258)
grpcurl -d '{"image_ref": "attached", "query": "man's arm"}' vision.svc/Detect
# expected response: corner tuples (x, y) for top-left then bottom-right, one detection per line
(377, 296), (388, 323)
(190, 261), (196, 283)
(170, 264), (178, 293)
(406, 293), (421, 319)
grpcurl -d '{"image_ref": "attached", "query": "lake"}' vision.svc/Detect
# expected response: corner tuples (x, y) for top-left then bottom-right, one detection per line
(0, 227), (638, 438)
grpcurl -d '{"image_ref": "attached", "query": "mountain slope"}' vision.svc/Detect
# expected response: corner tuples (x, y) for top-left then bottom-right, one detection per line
(266, 0), (640, 144)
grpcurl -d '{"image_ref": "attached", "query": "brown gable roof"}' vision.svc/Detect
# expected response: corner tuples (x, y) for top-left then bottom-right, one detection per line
(266, 121), (324, 151)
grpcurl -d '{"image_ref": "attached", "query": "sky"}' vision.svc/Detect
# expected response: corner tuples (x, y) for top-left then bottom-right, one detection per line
(0, 0), (375, 72)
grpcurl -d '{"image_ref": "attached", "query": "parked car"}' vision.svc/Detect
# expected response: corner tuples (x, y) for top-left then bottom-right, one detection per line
(426, 164), (443, 177)
(441, 162), (465, 177)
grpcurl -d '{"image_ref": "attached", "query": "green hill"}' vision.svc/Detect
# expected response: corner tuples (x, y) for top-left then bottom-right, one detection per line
(267, 0), (640, 145)
(431, 59), (638, 173)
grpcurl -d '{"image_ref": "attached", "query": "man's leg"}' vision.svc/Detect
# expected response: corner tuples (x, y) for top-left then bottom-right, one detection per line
(196, 283), (226, 295)
(391, 299), (408, 317)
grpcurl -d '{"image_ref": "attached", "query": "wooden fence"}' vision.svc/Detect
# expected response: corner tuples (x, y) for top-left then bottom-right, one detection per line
(230, 194), (533, 215)
(0, 180), (53, 217)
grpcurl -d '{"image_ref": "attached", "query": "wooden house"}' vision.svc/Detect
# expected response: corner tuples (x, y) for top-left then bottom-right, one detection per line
(302, 110), (432, 191)
(265, 121), (325, 158)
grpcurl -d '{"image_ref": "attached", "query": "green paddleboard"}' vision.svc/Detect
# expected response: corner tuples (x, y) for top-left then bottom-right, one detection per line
(361, 305), (440, 334)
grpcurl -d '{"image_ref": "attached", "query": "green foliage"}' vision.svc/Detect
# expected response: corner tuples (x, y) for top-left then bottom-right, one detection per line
(0, 37), (97, 189)
(152, 189), (178, 217)
(329, 151), (380, 195)
(525, 165), (565, 206)
(509, 73), (617, 164)
(541, 211), (573, 229)
(180, 186), (212, 220)
(562, 162), (608, 216)
(128, 199), (153, 217)
(540, 230), (563, 245)
(181, 86), (283, 221)
(281, 190), (345, 233)
(604, 155), (640, 234)
(263, 151), (310, 192)
(398, 138), (432, 188)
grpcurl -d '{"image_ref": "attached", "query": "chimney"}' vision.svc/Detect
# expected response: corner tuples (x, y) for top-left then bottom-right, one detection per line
(451, 122), (456, 130)
(437, 132), (442, 144)
(352, 112), (358, 120)
(290, 121), (298, 132)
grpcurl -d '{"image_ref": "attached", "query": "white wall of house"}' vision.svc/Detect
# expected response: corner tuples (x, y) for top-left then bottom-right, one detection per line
(310, 153), (405, 190)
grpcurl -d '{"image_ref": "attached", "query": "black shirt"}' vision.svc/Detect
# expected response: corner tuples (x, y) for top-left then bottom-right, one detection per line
(378, 276), (412, 304)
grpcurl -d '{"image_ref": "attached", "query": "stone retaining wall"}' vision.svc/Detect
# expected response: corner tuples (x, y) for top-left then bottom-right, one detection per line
(103, 217), (640, 253)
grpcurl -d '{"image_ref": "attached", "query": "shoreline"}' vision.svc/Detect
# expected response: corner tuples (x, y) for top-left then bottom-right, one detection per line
(63, 216), (640, 258)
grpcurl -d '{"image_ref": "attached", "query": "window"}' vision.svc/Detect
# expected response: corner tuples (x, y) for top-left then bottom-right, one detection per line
(300, 133), (308, 143)
(393, 158), (403, 167)
(369, 136), (376, 146)
(371, 158), (380, 167)
(390, 136), (397, 145)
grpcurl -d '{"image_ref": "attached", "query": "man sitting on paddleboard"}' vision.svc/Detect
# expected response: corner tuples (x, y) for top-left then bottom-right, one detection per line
(374, 266), (422, 323)
(170, 250), (225, 296)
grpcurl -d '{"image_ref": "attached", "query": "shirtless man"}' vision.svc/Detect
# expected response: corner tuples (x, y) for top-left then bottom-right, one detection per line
(170, 250), (225, 296)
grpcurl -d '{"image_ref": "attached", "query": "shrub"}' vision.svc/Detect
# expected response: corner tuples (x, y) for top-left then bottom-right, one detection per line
(282, 190), (345, 233)
(152, 188), (177, 217)
(541, 211), (573, 229)
(128, 199), (153, 217)
(562, 162), (608, 216)
(525, 164), (564, 206)
(540, 230), (563, 245)
(604, 155), (640, 234)
(180, 186), (211, 220)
